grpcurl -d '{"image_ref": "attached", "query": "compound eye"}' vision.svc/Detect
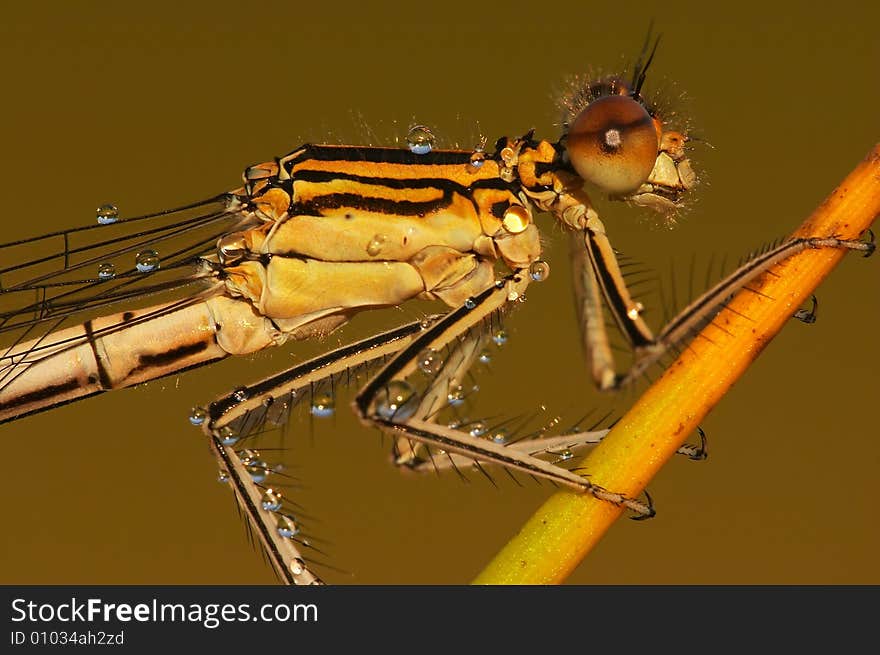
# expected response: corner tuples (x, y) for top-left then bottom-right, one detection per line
(566, 95), (659, 195)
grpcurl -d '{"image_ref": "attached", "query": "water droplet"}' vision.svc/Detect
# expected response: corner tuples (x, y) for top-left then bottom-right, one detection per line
(469, 421), (487, 438)
(135, 249), (160, 273)
(478, 350), (491, 365)
(217, 425), (239, 446)
(217, 234), (247, 265)
(529, 260), (550, 282)
(375, 380), (418, 421)
(188, 407), (207, 426)
(468, 136), (488, 169)
(366, 234), (387, 257)
(464, 297), (476, 309)
(261, 489), (283, 512)
(446, 420), (461, 430)
(97, 262), (116, 280)
(276, 514), (300, 539)
(310, 393), (335, 418)
(417, 348), (443, 375)
(232, 387), (249, 402)
(491, 429), (508, 445)
(96, 203), (118, 225)
(492, 329), (508, 346)
(447, 385), (465, 407)
(217, 470), (229, 483)
(558, 449), (574, 461)
(406, 125), (435, 155)
(290, 558), (306, 576)
(502, 204), (530, 234)
(627, 302), (645, 320)
(246, 460), (269, 484)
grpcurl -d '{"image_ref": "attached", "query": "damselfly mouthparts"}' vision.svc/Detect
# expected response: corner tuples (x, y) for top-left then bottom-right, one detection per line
(0, 37), (874, 584)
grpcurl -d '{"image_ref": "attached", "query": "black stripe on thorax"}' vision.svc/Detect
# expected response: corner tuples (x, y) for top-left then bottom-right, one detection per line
(284, 144), (476, 168)
(292, 193), (451, 218)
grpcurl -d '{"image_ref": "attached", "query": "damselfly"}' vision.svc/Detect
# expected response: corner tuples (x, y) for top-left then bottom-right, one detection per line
(0, 37), (874, 584)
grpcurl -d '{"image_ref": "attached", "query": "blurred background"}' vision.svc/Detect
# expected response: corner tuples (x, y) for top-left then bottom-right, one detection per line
(0, 0), (877, 584)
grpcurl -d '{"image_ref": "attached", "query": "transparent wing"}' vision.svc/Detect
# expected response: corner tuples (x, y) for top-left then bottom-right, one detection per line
(0, 193), (251, 338)
(0, 192), (263, 414)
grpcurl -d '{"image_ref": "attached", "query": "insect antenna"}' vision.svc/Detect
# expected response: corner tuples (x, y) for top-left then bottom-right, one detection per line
(630, 23), (662, 100)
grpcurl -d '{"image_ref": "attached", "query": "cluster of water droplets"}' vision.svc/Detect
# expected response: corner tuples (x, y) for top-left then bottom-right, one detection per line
(94, 203), (164, 276)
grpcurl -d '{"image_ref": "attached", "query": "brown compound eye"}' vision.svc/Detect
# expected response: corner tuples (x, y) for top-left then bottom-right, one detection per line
(566, 95), (660, 195)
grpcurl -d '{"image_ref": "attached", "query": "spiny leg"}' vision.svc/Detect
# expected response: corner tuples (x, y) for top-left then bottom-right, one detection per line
(545, 171), (874, 390)
(199, 317), (443, 585)
(570, 232), (619, 391)
(353, 271), (655, 517)
(618, 234), (875, 386)
(412, 423), (708, 473)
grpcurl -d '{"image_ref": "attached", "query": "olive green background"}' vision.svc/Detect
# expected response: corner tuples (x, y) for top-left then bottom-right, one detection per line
(1, 1), (877, 585)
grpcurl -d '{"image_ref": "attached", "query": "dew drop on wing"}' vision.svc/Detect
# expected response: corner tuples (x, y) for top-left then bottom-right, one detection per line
(96, 203), (118, 225)
(135, 249), (160, 272)
(97, 262), (116, 280)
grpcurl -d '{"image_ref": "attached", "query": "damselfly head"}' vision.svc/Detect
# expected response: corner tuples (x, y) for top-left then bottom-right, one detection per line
(558, 74), (697, 217)
(565, 93), (659, 196)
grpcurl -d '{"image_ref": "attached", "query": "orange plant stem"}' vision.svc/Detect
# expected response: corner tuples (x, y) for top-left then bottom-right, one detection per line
(474, 144), (880, 584)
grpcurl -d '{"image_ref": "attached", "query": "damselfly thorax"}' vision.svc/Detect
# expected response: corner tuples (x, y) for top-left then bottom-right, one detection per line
(0, 59), (871, 584)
